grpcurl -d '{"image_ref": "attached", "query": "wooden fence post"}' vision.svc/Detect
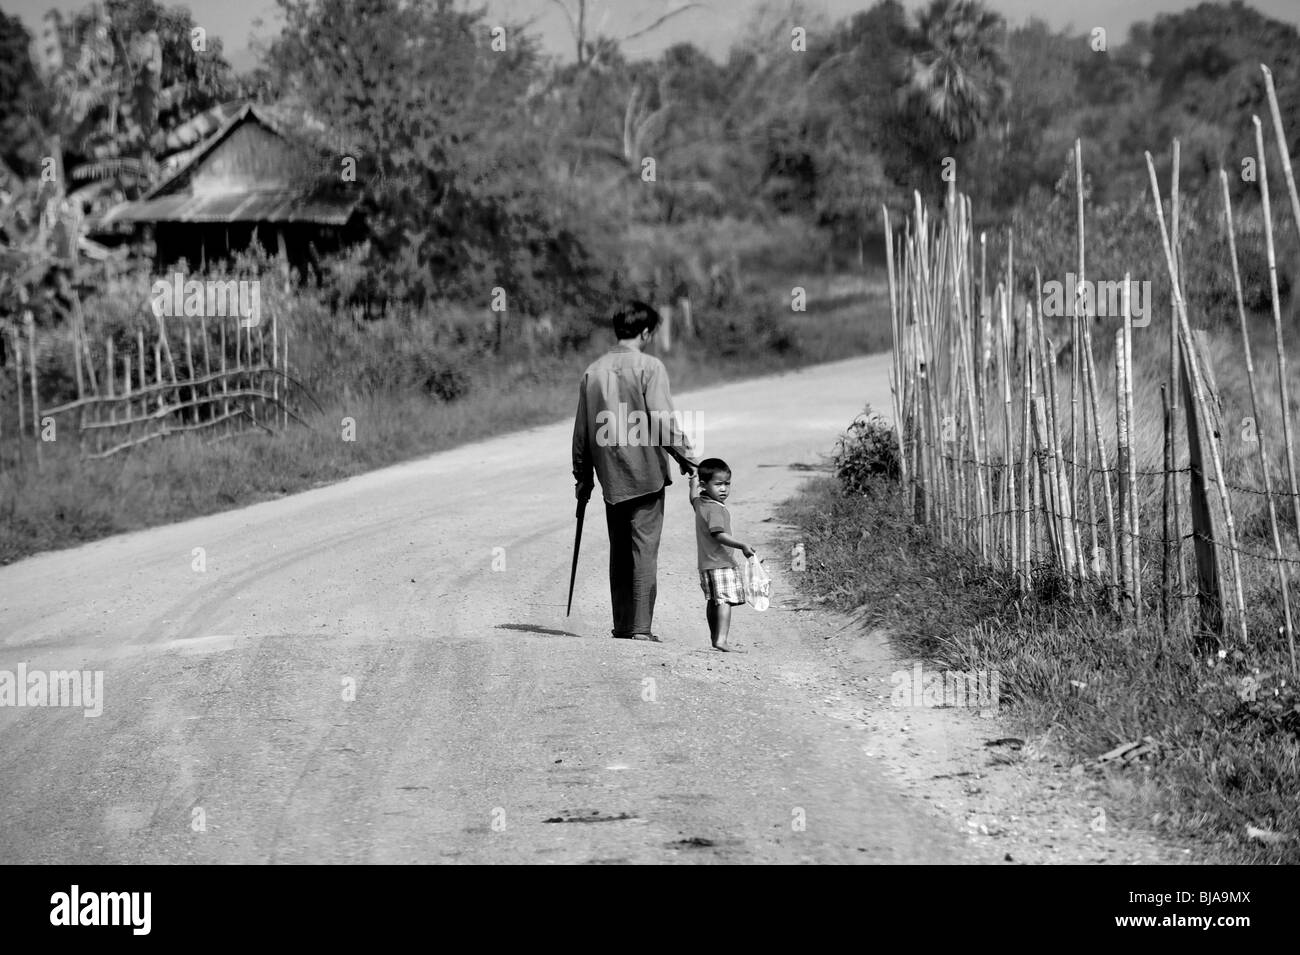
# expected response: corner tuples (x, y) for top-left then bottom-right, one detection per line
(1180, 339), (1223, 641)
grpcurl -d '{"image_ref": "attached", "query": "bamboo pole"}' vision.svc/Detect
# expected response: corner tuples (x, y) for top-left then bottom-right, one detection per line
(1170, 382), (1180, 634)
(1122, 276), (1141, 622)
(1083, 362), (1100, 582)
(1000, 283), (1017, 577)
(1261, 66), (1300, 271)
(105, 336), (115, 457)
(1007, 227), (1015, 377)
(184, 326), (198, 426)
(123, 351), (132, 449)
(282, 330), (289, 430)
(1072, 141), (1085, 581)
(1081, 318), (1119, 609)
(256, 324), (267, 427)
(154, 309), (178, 395)
(1034, 324), (1062, 575)
(953, 205), (983, 557)
(1223, 167), (1295, 669)
(1167, 143), (1186, 607)
(1116, 328), (1133, 612)
(79, 387), (299, 429)
(885, 206), (908, 490)
(26, 312), (41, 472)
(71, 303), (85, 458)
(1021, 324), (1033, 589)
(14, 330), (25, 466)
(272, 299), (280, 430)
(1049, 336), (1076, 592)
(1170, 139), (1186, 618)
(1253, 115), (1300, 555)
(70, 290), (98, 397)
(199, 314), (212, 426)
(1034, 267), (1075, 587)
(220, 318), (230, 436)
(1074, 141), (1104, 590)
(1145, 151), (1249, 645)
(1032, 410), (1043, 585)
(154, 339), (163, 429)
(971, 209), (990, 562)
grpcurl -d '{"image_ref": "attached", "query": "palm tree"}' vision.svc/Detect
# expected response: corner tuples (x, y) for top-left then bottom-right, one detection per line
(905, 0), (1008, 144)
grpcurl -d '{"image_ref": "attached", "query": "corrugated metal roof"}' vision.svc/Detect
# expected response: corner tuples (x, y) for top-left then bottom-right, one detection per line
(91, 103), (362, 229)
(100, 190), (359, 225)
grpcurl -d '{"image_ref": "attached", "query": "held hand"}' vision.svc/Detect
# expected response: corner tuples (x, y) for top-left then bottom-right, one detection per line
(680, 458), (697, 477)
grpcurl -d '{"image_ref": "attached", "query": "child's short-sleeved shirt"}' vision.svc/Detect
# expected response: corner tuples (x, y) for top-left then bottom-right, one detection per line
(693, 494), (736, 570)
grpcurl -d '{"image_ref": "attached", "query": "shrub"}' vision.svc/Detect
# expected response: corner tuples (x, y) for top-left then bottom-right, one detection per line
(420, 354), (472, 402)
(832, 405), (900, 492)
(754, 307), (800, 355)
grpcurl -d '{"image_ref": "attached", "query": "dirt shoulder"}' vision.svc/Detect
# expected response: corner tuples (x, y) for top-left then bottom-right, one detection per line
(771, 475), (1228, 865)
(789, 612), (1200, 865)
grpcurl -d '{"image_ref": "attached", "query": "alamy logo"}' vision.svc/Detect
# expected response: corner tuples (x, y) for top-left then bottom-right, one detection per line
(891, 663), (1000, 709)
(0, 664), (103, 717)
(595, 402), (703, 453)
(50, 886), (150, 935)
(1040, 273), (1150, 326)
(150, 271), (261, 328)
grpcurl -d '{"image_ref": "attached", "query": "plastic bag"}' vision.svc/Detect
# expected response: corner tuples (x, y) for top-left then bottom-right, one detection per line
(742, 554), (771, 611)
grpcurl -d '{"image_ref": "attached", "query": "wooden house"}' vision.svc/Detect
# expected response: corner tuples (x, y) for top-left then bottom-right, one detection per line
(96, 103), (363, 274)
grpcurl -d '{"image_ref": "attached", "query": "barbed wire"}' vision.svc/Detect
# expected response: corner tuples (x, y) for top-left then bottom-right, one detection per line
(929, 448), (1192, 478)
(923, 448), (1300, 500)
(1189, 531), (1300, 567)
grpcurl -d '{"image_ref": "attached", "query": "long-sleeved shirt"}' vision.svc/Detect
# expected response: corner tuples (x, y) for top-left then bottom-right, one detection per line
(572, 344), (697, 504)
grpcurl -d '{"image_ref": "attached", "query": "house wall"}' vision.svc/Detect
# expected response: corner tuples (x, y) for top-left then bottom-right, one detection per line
(153, 221), (356, 278)
(188, 123), (325, 195)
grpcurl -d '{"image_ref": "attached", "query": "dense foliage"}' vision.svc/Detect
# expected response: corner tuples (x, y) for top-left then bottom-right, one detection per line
(2, 0), (1298, 345)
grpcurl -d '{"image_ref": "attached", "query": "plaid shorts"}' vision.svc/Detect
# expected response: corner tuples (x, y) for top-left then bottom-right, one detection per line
(699, 566), (745, 606)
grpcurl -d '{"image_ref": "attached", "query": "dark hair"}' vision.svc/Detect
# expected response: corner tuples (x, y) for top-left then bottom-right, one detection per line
(697, 458), (731, 482)
(612, 300), (661, 340)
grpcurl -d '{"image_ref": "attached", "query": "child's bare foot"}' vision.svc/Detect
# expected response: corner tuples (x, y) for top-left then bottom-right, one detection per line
(711, 641), (742, 653)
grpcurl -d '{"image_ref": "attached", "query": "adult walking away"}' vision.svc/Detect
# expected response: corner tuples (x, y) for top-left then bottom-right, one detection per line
(572, 301), (699, 642)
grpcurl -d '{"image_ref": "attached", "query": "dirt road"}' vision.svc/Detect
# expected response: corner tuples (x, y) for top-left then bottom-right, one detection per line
(0, 354), (996, 864)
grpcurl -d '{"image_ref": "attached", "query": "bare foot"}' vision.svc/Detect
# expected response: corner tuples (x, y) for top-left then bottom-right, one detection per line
(711, 641), (743, 653)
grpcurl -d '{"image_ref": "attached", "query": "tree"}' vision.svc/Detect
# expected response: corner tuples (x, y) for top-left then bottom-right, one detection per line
(804, 1), (919, 236)
(0, 13), (48, 178)
(904, 0), (1008, 145)
(272, 0), (619, 316)
(39, 0), (238, 214)
(547, 0), (704, 71)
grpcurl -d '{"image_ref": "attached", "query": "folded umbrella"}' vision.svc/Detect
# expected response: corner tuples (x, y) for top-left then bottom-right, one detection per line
(566, 495), (587, 617)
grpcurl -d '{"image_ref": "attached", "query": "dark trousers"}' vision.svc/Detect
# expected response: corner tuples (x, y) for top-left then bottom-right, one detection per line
(604, 489), (665, 636)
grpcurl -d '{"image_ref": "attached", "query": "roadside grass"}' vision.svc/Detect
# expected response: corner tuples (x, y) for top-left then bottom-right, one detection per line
(0, 268), (888, 565)
(778, 474), (1300, 864)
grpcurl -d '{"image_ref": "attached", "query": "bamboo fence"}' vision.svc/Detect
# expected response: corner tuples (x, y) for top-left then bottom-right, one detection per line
(6, 306), (303, 463)
(885, 67), (1300, 673)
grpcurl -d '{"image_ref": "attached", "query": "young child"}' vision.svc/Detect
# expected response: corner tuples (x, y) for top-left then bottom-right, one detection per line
(689, 458), (754, 652)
